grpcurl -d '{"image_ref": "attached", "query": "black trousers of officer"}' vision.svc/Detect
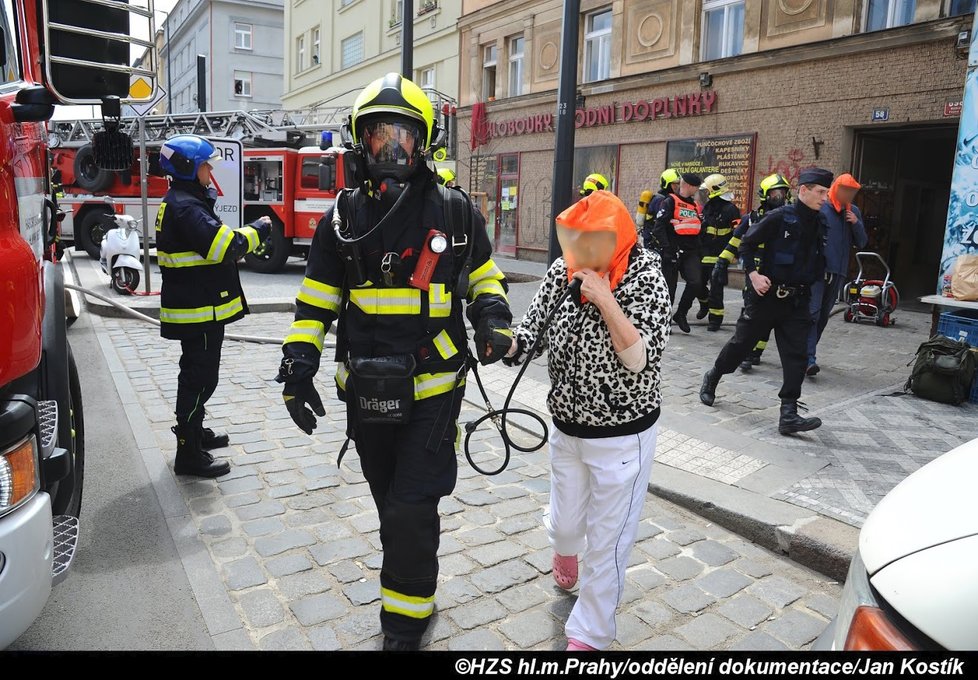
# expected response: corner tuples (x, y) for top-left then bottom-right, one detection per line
(353, 388), (462, 641)
(663, 249), (704, 314)
(713, 289), (812, 401)
(698, 263), (726, 325)
(175, 324), (225, 427)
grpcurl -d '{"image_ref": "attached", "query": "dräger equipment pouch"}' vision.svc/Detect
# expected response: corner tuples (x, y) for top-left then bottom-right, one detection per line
(349, 354), (417, 424)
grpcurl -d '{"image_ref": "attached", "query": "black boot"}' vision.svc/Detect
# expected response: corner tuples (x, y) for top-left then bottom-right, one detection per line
(750, 350), (763, 366)
(699, 369), (721, 406)
(778, 401), (822, 436)
(673, 312), (691, 334)
(200, 426), (230, 451)
(695, 303), (709, 320)
(383, 635), (421, 651)
(739, 357), (753, 371)
(707, 320), (722, 332)
(174, 424), (231, 478)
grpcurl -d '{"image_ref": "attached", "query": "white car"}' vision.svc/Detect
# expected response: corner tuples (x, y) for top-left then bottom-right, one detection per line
(815, 438), (978, 650)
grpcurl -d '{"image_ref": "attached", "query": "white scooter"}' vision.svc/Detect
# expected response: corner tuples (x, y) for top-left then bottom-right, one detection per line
(98, 198), (142, 295)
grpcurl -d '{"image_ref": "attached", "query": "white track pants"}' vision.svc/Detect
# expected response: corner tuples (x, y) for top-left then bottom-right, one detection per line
(544, 424), (657, 650)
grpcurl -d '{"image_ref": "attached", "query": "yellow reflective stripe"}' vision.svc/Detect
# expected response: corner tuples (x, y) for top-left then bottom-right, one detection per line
(336, 363), (349, 390)
(755, 340), (768, 350)
(284, 320), (325, 352)
(719, 250), (736, 263)
(432, 330), (458, 360)
(154, 202), (167, 232)
(701, 255), (719, 265)
(215, 296), (244, 321)
(297, 277), (343, 313)
(206, 225), (235, 262)
(157, 250), (214, 268)
(472, 279), (506, 298)
(349, 288), (422, 315)
(429, 283), (452, 318)
(381, 587), (434, 619)
(467, 259), (505, 297)
(706, 226), (733, 236)
(414, 371), (462, 400)
(709, 308), (724, 316)
(236, 226), (260, 252)
(728, 237), (742, 248)
(160, 305), (214, 324)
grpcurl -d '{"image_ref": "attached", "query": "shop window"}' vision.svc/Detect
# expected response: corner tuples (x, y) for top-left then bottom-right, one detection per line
(234, 23), (252, 50)
(865, 0), (916, 31)
(233, 71), (252, 97)
(583, 9), (612, 84)
(702, 0), (744, 61)
(508, 35), (524, 97)
(341, 32), (364, 70)
(948, 0), (974, 16)
(483, 44), (497, 101)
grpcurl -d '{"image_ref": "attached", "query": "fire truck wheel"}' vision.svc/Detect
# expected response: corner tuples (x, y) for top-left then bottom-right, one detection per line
(78, 208), (113, 259)
(53, 344), (85, 518)
(244, 217), (291, 273)
(73, 144), (114, 193)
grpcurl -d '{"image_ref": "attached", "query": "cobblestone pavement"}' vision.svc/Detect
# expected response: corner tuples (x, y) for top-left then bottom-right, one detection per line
(94, 312), (840, 651)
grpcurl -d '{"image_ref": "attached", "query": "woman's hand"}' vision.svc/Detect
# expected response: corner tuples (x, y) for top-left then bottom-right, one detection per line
(572, 269), (614, 309)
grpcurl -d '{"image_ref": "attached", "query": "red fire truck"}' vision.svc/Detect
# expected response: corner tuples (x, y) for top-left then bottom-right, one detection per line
(50, 109), (352, 273)
(0, 0), (158, 647)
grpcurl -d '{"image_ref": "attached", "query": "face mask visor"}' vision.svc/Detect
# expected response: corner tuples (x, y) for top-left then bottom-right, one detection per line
(361, 119), (422, 181)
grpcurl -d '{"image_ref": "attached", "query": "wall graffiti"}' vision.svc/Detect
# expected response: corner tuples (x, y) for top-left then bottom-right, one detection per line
(521, 175), (553, 251)
(762, 148), (806, 187)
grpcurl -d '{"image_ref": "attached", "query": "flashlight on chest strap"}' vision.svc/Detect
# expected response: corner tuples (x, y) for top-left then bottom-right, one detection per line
(409, 229), (448, 291)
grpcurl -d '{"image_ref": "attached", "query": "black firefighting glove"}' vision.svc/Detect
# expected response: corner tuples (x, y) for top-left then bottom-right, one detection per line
(475, 317), (513, 366)
(250, 216), (273, 244)
(712, 258), (729, 288)
(281, 379), (325, 435)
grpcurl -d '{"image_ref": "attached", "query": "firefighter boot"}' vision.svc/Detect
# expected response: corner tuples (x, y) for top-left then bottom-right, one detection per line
(699, 369), (721, 407)
(778, 401), (822, 436)
(200, 426), (230, 451)
(383, 636), (421, 651)
(696, 303), (709, 320)
(174, 424), (231, 478)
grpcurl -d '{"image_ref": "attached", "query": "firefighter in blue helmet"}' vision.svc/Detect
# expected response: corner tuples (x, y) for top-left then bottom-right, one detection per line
(156, 134), (272, 478)
(276, 73), (512, 651)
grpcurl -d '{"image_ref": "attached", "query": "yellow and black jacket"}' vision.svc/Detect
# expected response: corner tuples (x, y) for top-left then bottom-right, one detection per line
(282, 172), (511, 404)
(156, 179), (263, 340)
(719, 207), (767, 269)
(700, 197), (741, 265)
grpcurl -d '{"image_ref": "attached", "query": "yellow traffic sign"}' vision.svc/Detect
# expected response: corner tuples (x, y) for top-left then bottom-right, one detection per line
(129, 76), (153, 100)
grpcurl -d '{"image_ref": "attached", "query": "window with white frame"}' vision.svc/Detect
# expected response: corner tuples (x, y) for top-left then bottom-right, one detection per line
(233, 71), (252, 97)
(583, 9), (612, 83)
(296, 34), (305, 72)
(508, 35), (524, 97)
(702, 0), (744, 61)
(341, 0), (355, 6)
(234, 22), (252, 50)
(949, 0), (976, 16)
(391, 0), (403, 25)
(418, 66), (437, 107)
(865, 0), (915, 30)
(341, 32), (364, 70)
(313, 28), (320, 65)
(482, 44), (497, 100)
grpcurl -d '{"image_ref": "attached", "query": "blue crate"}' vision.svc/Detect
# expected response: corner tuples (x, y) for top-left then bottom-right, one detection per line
(936, 312), (978, 403)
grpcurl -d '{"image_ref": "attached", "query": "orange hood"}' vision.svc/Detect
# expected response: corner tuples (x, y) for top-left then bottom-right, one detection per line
(829, 173), (861, 212)
(555, 189), (637, 292)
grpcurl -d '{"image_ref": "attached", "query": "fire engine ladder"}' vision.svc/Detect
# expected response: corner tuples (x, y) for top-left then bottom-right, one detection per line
(48, 107), (352, 150)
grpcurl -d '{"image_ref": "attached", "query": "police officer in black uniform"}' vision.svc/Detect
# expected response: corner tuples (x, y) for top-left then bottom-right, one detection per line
(276, 74), (512, 651)
(156, 134), (271, 477)
(699, 168), (832, 435)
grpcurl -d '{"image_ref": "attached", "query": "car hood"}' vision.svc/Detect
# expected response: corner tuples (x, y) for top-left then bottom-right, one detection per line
(860, 437), (978, 575)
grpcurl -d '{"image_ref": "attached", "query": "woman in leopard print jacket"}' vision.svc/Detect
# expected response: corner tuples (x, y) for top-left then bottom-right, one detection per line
(506, 190), (671, 651)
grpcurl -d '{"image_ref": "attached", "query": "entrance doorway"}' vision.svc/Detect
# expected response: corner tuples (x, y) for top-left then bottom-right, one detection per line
(853, 125), (957, 302)
(495, 153), (519, 256)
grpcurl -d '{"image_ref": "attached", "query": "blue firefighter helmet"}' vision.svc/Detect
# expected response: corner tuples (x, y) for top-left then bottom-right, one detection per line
(160, 134), (222, 181)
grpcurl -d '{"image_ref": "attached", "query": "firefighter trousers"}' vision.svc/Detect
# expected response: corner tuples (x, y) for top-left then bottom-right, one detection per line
(175, 324), (225, 427)
(713, 291), (812, 401)
(545, 424), (658, 650)
(663, 250), (704, 316)
(353, 388), (462, 642)
(698, 263), (725, 327)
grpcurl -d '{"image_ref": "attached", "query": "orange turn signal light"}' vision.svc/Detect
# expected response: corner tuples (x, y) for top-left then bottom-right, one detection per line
(1, 436), (39, 511)
(844, 605), (917, 651)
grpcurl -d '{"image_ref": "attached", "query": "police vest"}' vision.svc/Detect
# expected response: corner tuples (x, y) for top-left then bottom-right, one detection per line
(671, 196), (702, 236)
(761, 205), (826, 286)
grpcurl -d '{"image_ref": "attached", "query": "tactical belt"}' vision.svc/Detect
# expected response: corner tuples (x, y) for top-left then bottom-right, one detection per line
(774, 284), (810, 299)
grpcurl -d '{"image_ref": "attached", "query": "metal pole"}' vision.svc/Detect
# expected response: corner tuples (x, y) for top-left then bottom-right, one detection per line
(139, 116), (152, 294)
(401, 0), (413, 78)
(547, 0), (581, 264)
(196, 55), (207, 112)
(165, 14), (172, 112)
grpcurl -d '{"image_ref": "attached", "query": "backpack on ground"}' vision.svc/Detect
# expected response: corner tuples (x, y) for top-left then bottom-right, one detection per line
(904, 334), (977, 405)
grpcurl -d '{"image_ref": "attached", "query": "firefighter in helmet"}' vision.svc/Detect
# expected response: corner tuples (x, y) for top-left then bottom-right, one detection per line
(579, 172), (609, 197)
(156, 134), (271, 478)
(696, 174), (741, 331)
(436, 167), (457, 187)
(276, 73), (512, 651)
(715, 173), (791, 369)
(641, 168), (681, 250)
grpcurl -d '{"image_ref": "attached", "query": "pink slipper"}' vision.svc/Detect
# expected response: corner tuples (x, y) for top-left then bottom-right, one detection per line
(552, 553), (578, 590)
(566, 638), (597, 651)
